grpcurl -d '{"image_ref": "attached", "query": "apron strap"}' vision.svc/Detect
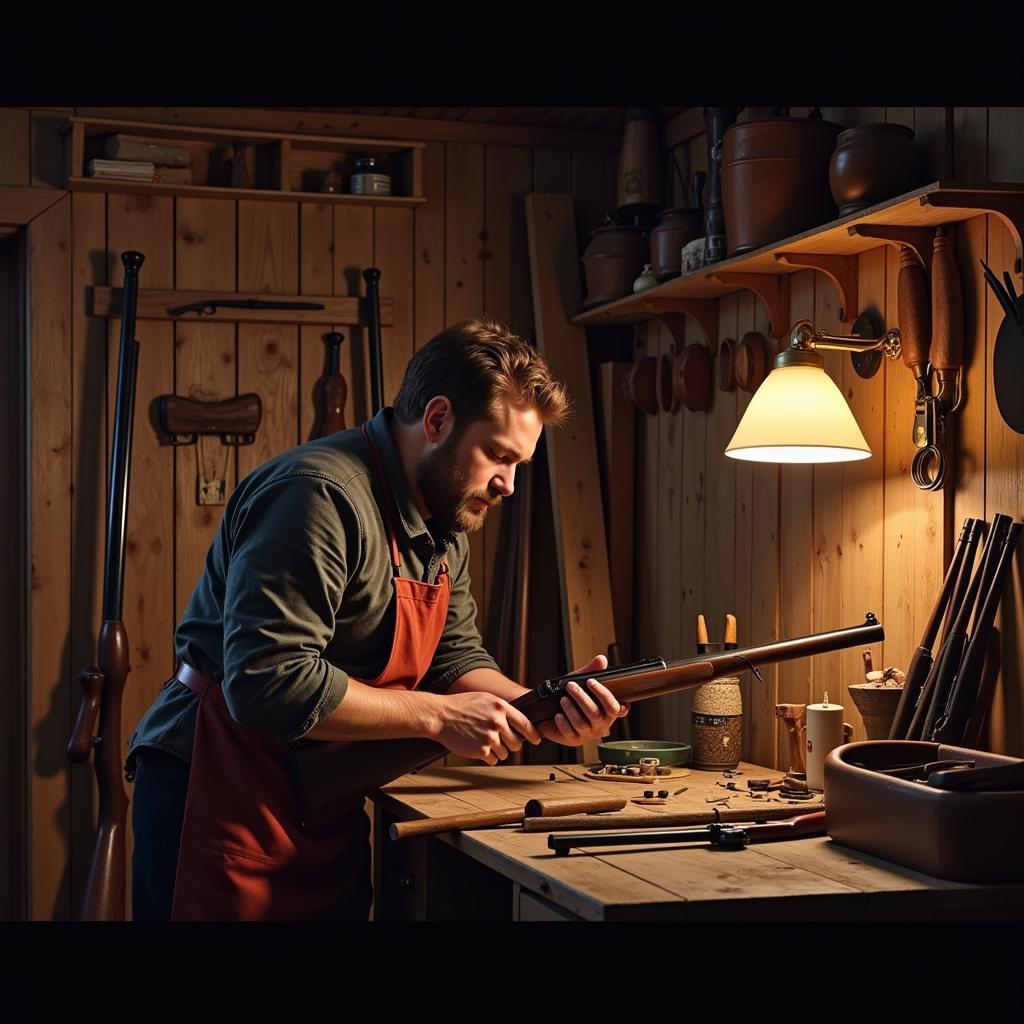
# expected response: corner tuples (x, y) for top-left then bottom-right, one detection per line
(361, 423), (403, 574)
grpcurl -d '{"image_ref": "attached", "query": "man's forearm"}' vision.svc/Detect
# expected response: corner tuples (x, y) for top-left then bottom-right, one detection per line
(303, 677), (444, 742)
(446, 666), (530, 702)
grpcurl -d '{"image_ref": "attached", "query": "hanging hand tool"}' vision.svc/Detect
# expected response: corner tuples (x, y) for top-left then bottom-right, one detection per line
(911, 228), (964, 490)
(317, 332), (348, 437)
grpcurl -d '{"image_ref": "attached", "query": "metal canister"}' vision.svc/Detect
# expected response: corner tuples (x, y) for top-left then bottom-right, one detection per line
(691, 677), (743, 770)
(350, 155), (391, 196)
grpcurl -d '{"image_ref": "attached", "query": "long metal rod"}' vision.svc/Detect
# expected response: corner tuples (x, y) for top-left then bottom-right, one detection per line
(363, 267), (384, 415)
(102, 252), (144, 620)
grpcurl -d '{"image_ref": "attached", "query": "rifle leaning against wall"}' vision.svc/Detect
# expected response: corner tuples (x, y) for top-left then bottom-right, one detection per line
(286, 613), (885, 826)
(66, 250), (145, 921)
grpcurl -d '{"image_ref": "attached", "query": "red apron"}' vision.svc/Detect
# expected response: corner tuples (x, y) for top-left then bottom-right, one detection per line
(170, 423), (450, 920)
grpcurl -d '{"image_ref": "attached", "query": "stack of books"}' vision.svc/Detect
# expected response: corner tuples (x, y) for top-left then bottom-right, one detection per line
(85, 135), (195, 185)
(87, 158), (155, 181)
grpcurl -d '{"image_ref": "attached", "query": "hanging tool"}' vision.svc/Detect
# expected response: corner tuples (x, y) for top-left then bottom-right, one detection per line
(317, 332), (348, 437)
(911, 228), (964, 490)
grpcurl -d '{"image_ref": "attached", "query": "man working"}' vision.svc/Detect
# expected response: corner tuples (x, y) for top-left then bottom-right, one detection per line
(127, 316), (628, 921)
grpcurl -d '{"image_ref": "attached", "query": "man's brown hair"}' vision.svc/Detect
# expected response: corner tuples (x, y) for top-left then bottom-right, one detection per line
(393, 316), (569, 429)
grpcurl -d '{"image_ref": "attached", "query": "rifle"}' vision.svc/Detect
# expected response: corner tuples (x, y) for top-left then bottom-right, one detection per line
(67, 250), (145, 920)
(286, 613), (884, 826)
(363, 268), (384, 414)
(167, 298), (325, 316)
(548, 809), (827, 856)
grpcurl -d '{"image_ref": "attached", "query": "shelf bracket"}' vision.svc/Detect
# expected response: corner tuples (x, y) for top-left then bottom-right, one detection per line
(774, 252), (858, 324)
(920, 191), (1024, 277)
(704, 272), (791, 340)
(847, 224), (935, 275)
(636, 298), (719, 347)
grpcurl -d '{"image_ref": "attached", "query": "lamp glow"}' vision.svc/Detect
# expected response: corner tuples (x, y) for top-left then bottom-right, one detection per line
(725, 362), (871, 464)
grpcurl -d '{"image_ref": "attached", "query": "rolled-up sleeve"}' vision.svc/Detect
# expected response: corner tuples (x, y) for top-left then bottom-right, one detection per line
(419, 534), (500, 693)
(221, 474), (356, 740)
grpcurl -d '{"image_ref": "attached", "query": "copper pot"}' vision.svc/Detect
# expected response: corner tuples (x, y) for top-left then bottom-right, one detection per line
(650, 207), (704, 281)
(735, 331), (769, 392)
(829, 123), (917, 217)
(623, 355), (658, 415)
(718, 337), (736, 391)
(581, 223), (647, 310)
(674, 343), (713, 412)
(720, 117), (842, 256)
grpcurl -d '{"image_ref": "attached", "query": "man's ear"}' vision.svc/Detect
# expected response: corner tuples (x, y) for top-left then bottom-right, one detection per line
(422, 396), (453, 444)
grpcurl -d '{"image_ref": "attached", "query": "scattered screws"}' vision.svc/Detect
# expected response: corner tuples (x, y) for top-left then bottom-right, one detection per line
(657, 790), (669, 799)
(673, 787), (689, 796)
(644, 790), (655, 799)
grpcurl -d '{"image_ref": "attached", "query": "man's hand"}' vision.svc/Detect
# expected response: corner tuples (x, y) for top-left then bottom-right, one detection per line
(537, 654), (630, 747)
(435, 691), (542, 766)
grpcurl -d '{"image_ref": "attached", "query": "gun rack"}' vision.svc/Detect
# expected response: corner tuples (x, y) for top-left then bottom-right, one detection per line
(574, 182), (1024, 341)
(89, 288), (394, 326)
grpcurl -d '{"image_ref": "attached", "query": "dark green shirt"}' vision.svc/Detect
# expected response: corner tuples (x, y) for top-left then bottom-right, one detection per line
(126, 408), (498, 770)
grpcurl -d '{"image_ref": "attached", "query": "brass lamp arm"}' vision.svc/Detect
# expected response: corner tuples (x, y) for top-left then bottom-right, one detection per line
(790, 318), (902, 361)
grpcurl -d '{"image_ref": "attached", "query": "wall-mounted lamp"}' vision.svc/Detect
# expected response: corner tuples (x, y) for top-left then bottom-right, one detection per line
(724, 313), (901, 464)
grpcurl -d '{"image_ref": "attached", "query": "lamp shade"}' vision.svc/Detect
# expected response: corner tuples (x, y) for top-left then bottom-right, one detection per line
(725, 363), (871, 463)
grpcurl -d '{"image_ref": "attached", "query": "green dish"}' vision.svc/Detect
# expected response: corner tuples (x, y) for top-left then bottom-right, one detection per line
(597, 740), (692, 767)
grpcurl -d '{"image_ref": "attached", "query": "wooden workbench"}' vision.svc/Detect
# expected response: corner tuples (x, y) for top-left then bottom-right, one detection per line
(372, 761), (1024, 921)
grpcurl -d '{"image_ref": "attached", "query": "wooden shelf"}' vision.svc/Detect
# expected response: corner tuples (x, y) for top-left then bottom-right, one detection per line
(573, 182), (1024, 340)
(63, 115), (426, 205)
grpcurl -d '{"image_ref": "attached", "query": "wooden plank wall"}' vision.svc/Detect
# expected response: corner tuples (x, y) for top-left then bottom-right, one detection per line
(10, 106), (617, 918)
(637, 106), (1024, 769)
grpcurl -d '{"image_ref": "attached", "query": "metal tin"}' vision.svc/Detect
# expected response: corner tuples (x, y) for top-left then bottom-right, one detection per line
(351, 155), (391, 195)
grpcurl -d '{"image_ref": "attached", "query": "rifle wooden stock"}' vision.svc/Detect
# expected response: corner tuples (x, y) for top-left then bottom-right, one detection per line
(388, 795), (627, 840)
(286, 614), (884, 825)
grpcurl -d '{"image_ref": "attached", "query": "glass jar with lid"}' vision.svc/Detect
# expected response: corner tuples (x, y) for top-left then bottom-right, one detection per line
(350, 155), (392, 196)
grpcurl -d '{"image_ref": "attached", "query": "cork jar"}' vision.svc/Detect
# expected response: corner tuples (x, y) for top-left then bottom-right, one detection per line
(691, 677), (743, 770)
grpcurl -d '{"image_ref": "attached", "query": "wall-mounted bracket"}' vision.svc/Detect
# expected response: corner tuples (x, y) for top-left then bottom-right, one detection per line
(636, 298), (720, 349)
(921, 190), (1024, 277)
(705, 272), (791, 340)
(774, 252), (858, 324)
(847, 225), (935, 275)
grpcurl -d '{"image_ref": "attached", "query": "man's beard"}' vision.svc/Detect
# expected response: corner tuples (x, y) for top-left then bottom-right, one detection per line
(416, 434), (502, 534)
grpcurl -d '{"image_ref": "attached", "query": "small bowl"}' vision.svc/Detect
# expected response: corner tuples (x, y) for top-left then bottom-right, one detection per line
(598, 740), (692, 766)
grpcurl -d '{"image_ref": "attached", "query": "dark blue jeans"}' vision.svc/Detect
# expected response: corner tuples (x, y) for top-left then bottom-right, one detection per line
(130, 747), (190, 921)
